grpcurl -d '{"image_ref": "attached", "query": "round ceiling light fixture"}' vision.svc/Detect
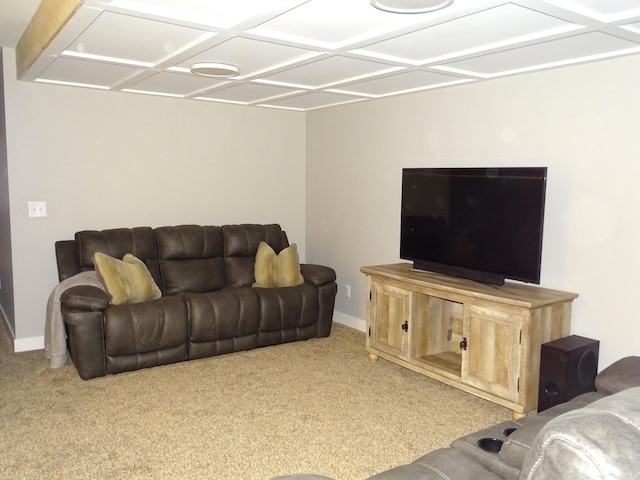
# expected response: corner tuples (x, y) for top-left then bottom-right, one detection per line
(371, 0), (454, 14)
(190, 62), (239, 78)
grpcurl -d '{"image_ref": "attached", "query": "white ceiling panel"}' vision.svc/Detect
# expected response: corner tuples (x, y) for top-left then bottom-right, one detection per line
(259, 56), (402, 89)
(352, 3), (582, 65)
(261, 91), (367, 111)
(622, 22), (640, 35)
(247, 0), (430, 49)
(333, 70), (471, 97)
(36, 57), (143, 89)
(436, 31), (640, 77)
(198, 83), (301, 104)
(123, 71), (228, 96)
(5, 0), (640, 111)
(170, 37), (322, 79)
(540, 0), (640, 21)
(105, 0), (310, 29)
(63, 11), (214, 66)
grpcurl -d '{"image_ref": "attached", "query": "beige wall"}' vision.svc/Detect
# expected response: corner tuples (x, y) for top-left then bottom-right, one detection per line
(306, 54), (640, 370)
(2, 48), (306, 345)
(4, 43), (640, 370)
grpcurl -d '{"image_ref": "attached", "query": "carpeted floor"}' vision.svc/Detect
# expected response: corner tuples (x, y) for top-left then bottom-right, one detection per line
(0, 320), (510, 480)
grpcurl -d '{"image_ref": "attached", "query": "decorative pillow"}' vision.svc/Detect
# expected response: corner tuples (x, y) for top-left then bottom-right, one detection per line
(252, 241), (304, 288)
(253, 241), (276, 288)
(93, 252), (162, 305)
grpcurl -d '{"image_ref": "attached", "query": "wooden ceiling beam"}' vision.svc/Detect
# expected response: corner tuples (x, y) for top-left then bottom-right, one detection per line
(15, 0), (85, 79)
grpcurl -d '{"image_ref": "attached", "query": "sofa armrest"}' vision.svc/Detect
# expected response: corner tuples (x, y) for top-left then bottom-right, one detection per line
(595, 356), (640, 394)
(300, 264), (336, 287)
(59, 285), (109, 380)
(61, 285), (110, 312)
(63, 307), (107, 380)
(299, 264), (337, 338)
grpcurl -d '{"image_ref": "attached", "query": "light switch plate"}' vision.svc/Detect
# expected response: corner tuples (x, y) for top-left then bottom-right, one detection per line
(28, 201), (47, 218)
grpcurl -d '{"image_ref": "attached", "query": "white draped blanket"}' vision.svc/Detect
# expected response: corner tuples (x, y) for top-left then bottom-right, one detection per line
(44, 271), (105, 368)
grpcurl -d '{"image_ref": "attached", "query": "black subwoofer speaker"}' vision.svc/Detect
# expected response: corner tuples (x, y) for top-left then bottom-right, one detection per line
(538, 335), (599, 412)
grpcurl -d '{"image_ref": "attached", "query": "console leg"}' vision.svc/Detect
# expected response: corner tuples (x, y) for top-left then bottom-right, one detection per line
(368, 353), (379, 362)
(512, 411), (526, 420)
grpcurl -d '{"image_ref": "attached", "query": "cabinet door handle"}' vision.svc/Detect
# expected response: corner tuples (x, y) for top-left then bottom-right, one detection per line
(402, 321), (408, 332)
(459, 337), (468, 350)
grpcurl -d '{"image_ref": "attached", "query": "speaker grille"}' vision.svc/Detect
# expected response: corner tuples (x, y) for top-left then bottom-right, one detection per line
(577, 350), (598, 387)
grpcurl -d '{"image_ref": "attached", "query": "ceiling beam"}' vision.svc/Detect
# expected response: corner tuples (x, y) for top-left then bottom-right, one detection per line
(15, 0), (85, 79)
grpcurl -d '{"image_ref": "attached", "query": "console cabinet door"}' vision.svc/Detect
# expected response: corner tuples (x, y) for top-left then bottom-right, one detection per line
(369, 282), (410, 360)
(461, 305), (522, 402)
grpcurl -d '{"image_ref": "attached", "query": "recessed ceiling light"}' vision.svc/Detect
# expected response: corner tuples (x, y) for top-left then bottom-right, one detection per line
(371, 0), (454, 14)
(190, 63), (239, 78)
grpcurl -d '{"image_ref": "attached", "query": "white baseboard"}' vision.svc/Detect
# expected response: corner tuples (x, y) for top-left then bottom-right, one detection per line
(14, 336), (44, 352)
(1, 304), (44, 352)
(333, 311), (366, 332)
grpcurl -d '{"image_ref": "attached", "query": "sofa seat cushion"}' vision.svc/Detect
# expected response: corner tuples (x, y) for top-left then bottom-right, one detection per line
(521, 386), (640, 480)
(255, 283), (320, 346)
(103, 296), (188, 374)
(185, 288), (260, 359)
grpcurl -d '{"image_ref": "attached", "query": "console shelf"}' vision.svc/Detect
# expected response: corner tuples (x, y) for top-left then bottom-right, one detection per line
(416, 352), (461, 375)
(361, 263), (578, 418)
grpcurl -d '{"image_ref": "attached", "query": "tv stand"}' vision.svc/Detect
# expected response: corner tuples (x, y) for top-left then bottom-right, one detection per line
(360, 263), (578, 418)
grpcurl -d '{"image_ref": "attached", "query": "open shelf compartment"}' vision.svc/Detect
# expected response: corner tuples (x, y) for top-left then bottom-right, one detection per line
(410, 293), (464, 377)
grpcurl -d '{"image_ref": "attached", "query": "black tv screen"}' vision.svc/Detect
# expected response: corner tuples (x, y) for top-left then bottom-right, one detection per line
(400, 167), (547, 286)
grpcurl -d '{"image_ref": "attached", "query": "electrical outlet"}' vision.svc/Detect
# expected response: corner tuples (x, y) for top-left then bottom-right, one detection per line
(344, 284), (351, 298)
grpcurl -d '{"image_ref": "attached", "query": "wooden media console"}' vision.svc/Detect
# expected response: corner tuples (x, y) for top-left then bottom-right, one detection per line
(361, 263), (578, 418)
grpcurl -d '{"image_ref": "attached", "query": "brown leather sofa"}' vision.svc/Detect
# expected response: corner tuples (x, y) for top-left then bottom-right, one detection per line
(55, 224), (337, 380)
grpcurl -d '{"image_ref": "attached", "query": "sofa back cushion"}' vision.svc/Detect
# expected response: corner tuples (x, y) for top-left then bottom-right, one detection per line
(223, 224), (287, 287)
(521, 386), (640, 480)
(594, 356), (640, 394)
(155, 225), (226, 295)
(75, 227), (161, 287)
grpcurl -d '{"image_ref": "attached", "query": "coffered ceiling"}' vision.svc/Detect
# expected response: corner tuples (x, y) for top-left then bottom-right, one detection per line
(6, 0), (640, 111)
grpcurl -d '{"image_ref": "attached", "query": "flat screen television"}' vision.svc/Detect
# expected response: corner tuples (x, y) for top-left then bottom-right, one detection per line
(400, 167), (547, 286)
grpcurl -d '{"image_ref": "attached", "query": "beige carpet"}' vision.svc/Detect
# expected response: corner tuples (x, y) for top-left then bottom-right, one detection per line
(0, 320), (510, 480)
